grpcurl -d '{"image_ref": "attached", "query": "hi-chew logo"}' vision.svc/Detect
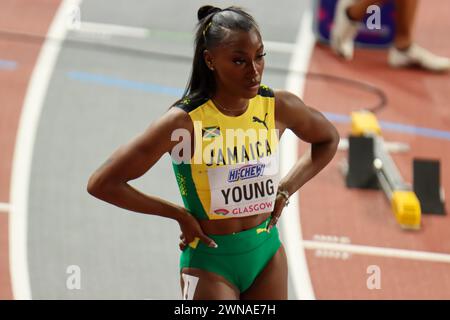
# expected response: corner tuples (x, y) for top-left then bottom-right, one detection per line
(228, 163), (265, 182)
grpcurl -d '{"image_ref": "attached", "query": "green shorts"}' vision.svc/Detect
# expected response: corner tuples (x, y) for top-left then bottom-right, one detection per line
(180, 216), (282, 293)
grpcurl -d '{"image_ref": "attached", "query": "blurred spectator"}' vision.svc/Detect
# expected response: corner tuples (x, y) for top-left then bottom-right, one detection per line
(331, 0), (450, 72)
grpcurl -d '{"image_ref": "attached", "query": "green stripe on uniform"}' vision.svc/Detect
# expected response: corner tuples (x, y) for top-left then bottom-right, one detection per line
(172, 161), (209, 220)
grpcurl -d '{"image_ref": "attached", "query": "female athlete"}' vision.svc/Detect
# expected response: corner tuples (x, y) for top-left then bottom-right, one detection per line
(87, 5), (339, 300)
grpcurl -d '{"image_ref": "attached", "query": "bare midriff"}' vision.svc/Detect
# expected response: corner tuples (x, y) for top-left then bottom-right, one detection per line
(198, 211), (272, 235)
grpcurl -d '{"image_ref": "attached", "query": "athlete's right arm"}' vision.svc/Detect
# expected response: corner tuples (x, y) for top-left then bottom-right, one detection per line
(86, 107), (217, 247)
(86, 107), (193, 222)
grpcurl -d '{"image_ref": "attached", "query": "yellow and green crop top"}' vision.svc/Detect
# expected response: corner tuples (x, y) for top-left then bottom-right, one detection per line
(171, 85), (280, 220)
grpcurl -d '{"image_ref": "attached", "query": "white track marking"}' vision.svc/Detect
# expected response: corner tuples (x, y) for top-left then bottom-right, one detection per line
(9, 0), (83, 300)
(77, 21), (147, 39)
(0, 202), (11, 213)
(280, 0), (316, 300)
(74, 21), (296, 53)
(304, 241), (450, 264)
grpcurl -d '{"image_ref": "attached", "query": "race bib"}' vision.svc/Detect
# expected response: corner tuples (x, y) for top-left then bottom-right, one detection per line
(207, 152), (280, 218)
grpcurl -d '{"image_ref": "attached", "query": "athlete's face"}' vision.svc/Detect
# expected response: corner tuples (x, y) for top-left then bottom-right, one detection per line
(205, 28), (265, 99)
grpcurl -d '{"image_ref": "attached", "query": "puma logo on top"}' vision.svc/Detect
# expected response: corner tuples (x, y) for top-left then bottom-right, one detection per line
(252, 113), (268, 130)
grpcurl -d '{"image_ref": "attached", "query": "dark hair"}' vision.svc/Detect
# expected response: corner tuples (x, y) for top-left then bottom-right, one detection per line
(171, 5), (261, 107)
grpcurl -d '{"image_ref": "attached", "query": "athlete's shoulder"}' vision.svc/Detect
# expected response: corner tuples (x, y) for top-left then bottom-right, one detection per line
(161, 104), (194, 131)
(172, 95), (210, 113)
(257, 84), (274, 97)
(273, 89), (306, 108)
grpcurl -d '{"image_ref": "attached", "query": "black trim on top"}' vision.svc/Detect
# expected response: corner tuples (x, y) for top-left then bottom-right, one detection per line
(173, 96), (210, 113)
(257, 84), (274, 97)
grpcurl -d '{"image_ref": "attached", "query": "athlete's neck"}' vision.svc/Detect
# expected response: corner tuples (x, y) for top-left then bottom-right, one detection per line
(211, 92), (249, 116)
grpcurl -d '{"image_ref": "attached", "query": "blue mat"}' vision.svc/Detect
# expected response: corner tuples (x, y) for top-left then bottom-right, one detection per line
(314, 0), (396, 48)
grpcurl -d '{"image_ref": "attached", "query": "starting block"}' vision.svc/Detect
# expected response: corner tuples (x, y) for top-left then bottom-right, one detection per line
(343, 110), (446, 230)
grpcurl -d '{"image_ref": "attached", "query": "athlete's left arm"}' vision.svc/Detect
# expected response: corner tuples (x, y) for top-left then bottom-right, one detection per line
(274, 89), (340, 197)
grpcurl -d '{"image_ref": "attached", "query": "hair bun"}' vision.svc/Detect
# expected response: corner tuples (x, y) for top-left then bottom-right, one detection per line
(197, 5), (221, 21)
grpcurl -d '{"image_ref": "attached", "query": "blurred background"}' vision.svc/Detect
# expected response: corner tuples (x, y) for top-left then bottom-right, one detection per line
(0, 0), (449, 299)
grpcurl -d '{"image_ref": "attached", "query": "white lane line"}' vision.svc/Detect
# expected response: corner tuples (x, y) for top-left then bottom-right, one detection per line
(303, 241), (450, 264)
(74, 21), (297, 53)
(78, 21), (148, 38)
(280, 0), (316, 301)
(0, 202), (11, 213)
(9, 0), (83, 300)
(264, 41), (296, 54)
